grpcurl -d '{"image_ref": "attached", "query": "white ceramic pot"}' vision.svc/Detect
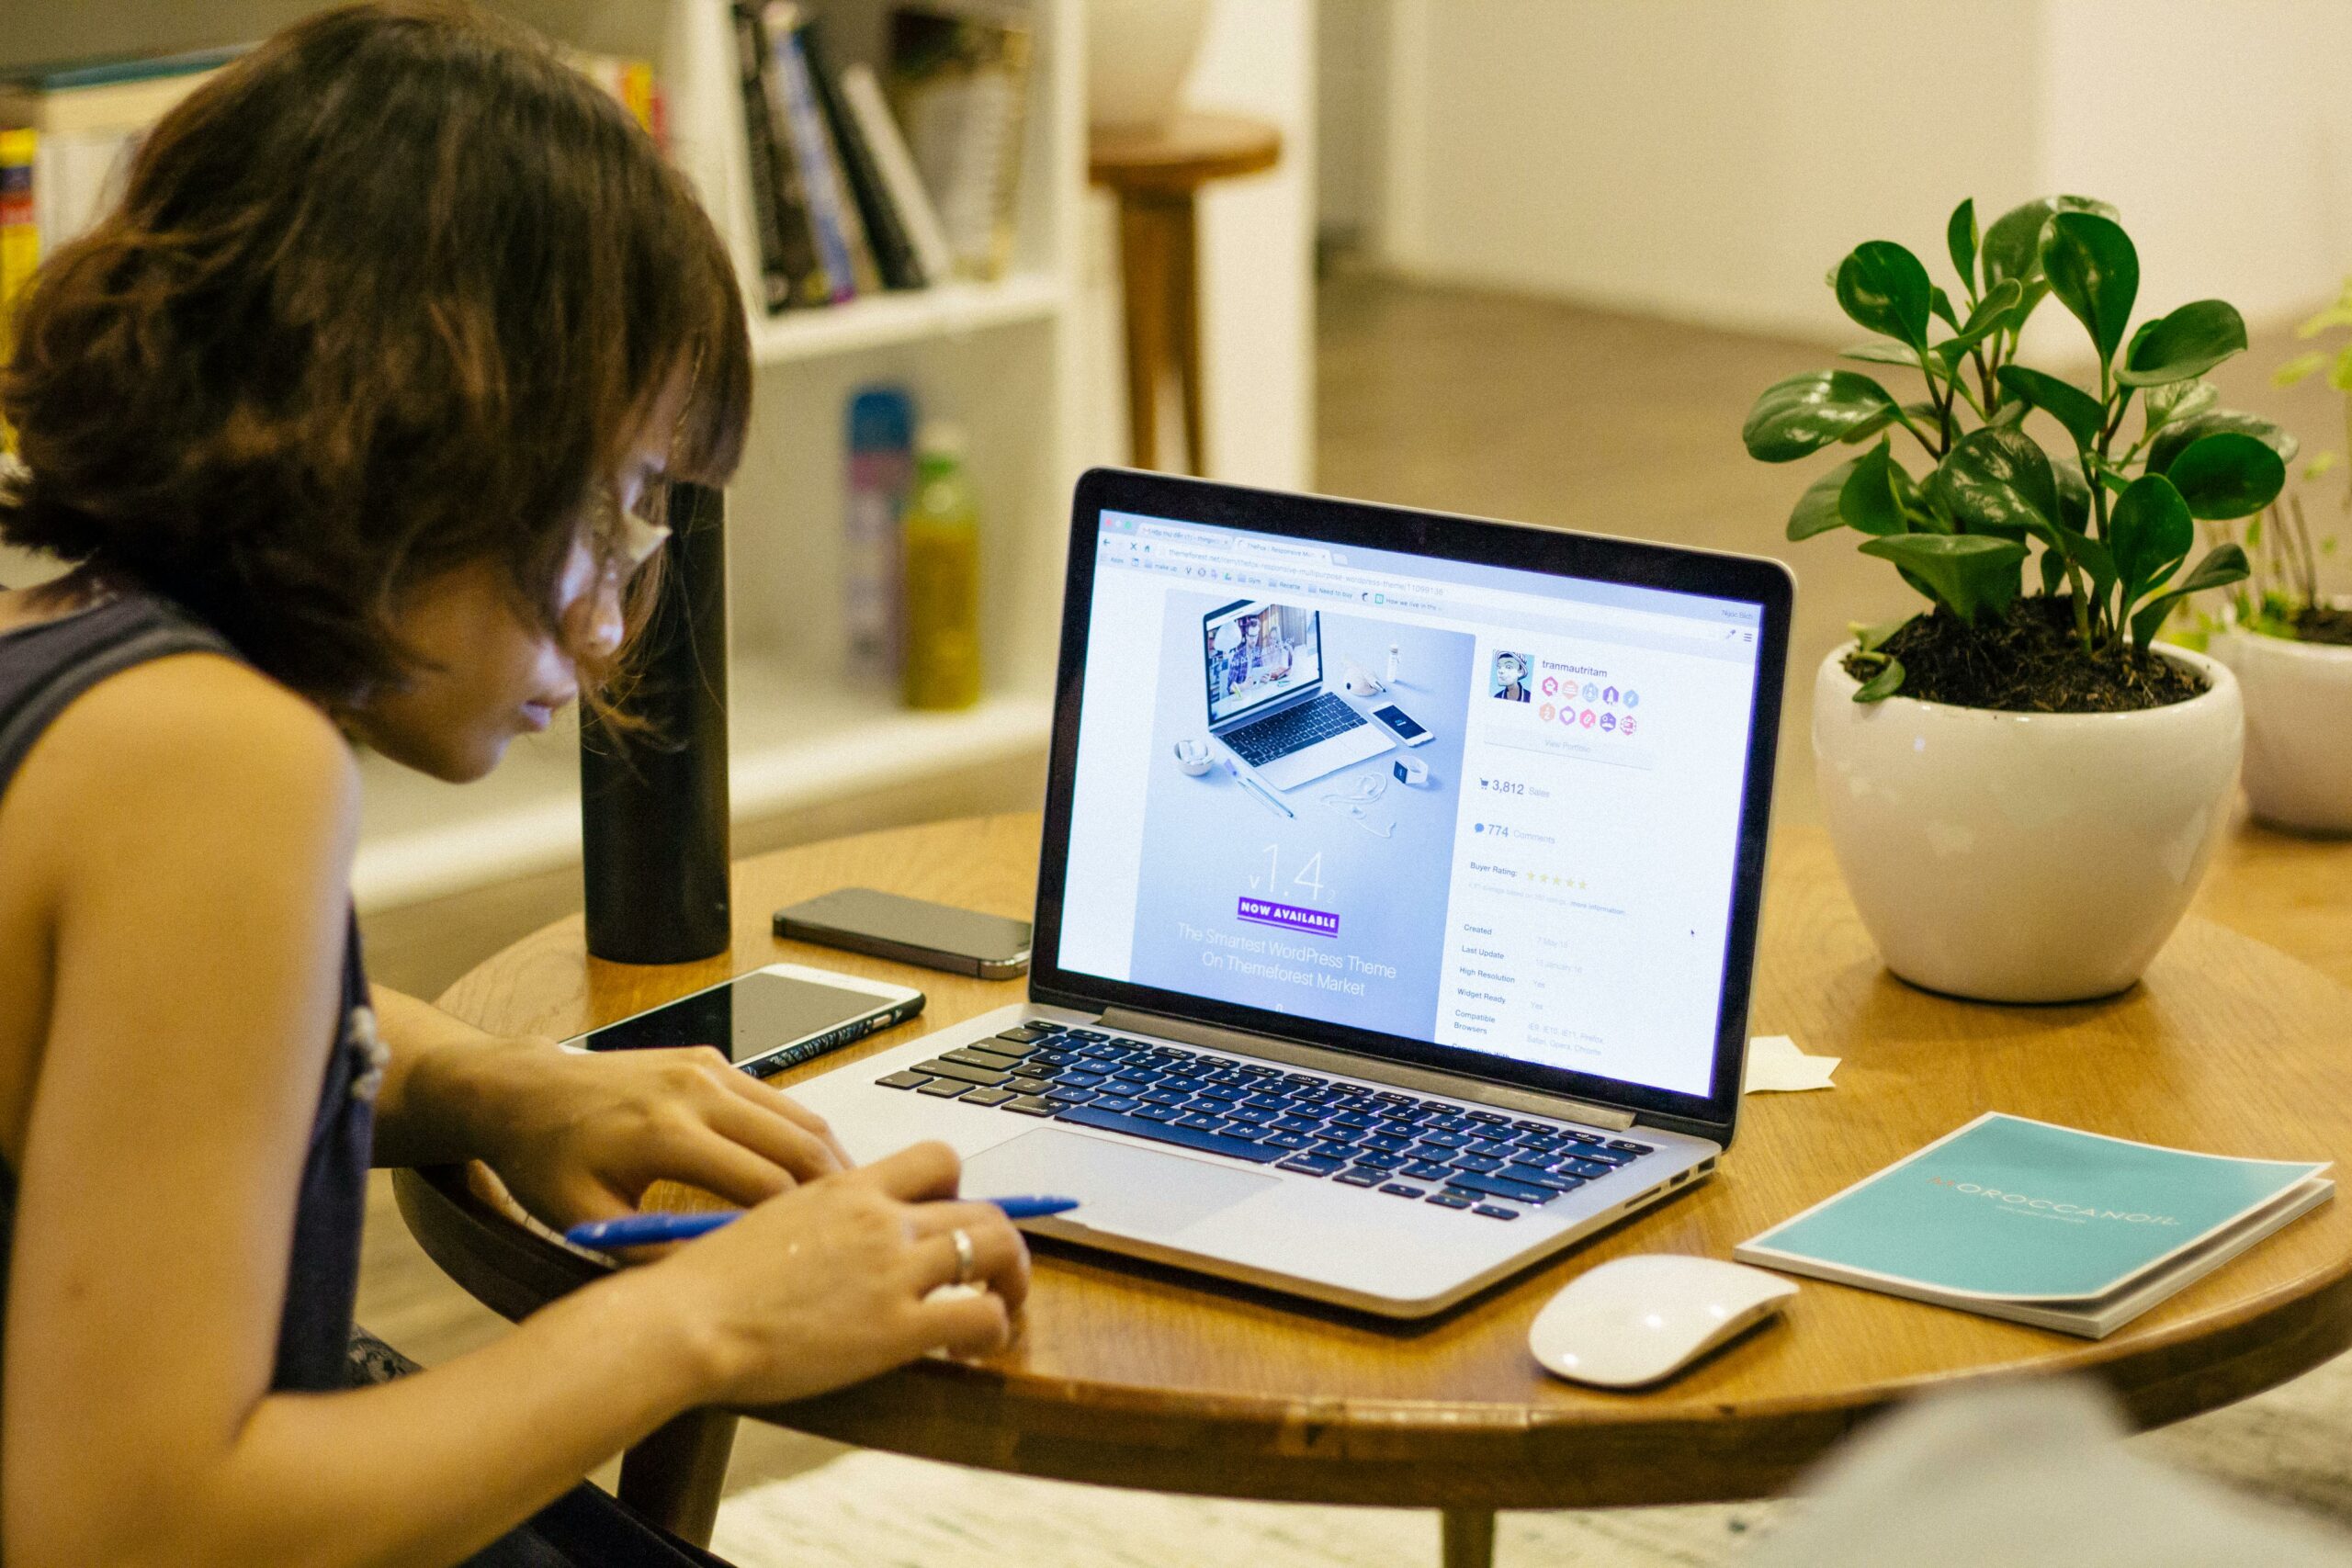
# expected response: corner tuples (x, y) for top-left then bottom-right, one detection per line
(1812, 644), (2242, 1003)
(2211, 626), (2352, 835)
(1087, 0), (1210, 133)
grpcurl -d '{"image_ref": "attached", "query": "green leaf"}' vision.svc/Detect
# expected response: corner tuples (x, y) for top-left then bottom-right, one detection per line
(1932, 425), (2060, 543)
(2109, 474), (2194, 605)
(2041, 211), (2140, 364)
(1836, 241), (1934, 349)
(1852, 616), (1908, 654)
(2298, 302), (2352, 337)
(2040, 545), (2070, 595)
(1990, 397), (2030, 429)
(1838, 439), (1914, 536)
(2052, 456), (2093, 534)
(1838, 399), (1939, 446)
(1744, 370), (1899, 461)
(1929, 287), (1960, 331)
(2276, 351), (2328, 387)
(1981, 195), (2120, 290)
(2115, 299), (2247, 387)
(1860, 533), (2028, 624)
(2148, 411), (2300, 476)
(2064, 527), (2120, 612)
(2143, 378), (2217, 437)
(1841, 341), (1927, 367)
(1996, 366), (2105, 450)
(2305, 451), (2342, 482)
(1947, 198), (1979, 294)
(1786, 456), (1863, 540)
(1950, 278), (2024, 352)
(1855, 654), (1906, 702)
(2333, 342), (2352, 392)
(2165, 432), (2287, 521)
(2130, 543), (2251, 650)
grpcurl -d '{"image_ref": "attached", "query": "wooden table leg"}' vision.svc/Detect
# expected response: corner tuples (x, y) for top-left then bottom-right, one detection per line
(1116, 191), (1172, 472)
(1441, 1506), (1496, 1568)
(1165, 192), (1204, 475)
(617, 1408), (738, 1550)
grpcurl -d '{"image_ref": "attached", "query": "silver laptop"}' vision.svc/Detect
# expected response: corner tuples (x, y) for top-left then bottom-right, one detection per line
(1203, 599), (1394, 791)
(789, 470), (1792, 1317)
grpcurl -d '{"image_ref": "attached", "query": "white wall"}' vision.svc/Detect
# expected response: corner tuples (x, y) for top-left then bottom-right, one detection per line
(1376, 0), (2352, 343)
(1076, 0), (1317, 490)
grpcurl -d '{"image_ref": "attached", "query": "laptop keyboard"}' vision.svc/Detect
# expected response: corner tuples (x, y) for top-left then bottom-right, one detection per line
(875, 1020), (1654, 1221)
(1223, 691), (1369, 767)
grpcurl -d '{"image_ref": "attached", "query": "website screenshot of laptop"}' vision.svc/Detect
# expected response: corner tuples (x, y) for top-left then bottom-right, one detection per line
(1057, 511), (1765, 1099)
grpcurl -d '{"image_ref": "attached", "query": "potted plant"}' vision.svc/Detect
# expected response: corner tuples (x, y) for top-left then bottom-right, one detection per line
(1745, 195), (2287, 1002)
(2191, 295), (2352, 831)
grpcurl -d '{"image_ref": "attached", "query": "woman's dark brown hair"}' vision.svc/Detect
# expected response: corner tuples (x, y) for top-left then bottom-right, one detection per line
(0, 1), (752, 708)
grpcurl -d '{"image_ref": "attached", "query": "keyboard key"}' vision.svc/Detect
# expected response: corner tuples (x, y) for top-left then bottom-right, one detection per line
(1008, 1076), (1055, 1096)
(1026, 1047), (1077, 1066)
(1426, 1191), (1473, 1210)
(1400, 1159), (1453, 1181)
(914, 1059), (1012, 1088)
(1057, 1104), (1289, 1163)
(1513, 1134), (1566, 1156)
(1285, 1073), (1329, 1087)
(1001, 1024), (1059, 1043)
(1241, 1094), (1294, 1111)
(1465, 1111), (1509, 1125)
(1360, 1134), (1411, 1154)
(944, 1047), (1026, 1071)
(1464, 1139), (1517, 1158)
(1408, 1143), (1463, 1165)
(1425, 1115), (1477, 1134)
(1472, 1205), (1521, 1221)
(1173, 1114), (1227, 1132)
(1279, 1154), (1346, 1177)
(916, 1078), (972, 1099)
(1056, 1070), (1109, 1089)
(1134, 1104), (1182, 1122)
(875, 1070), (933, 1089)
(1374, 1090), (1416, 1105)
(1314, 1140), (1363, 1160)
(1216, 1122), (1270, 1142)
(1511, 1119), (1554, 1134)
(1449, 1154), (1505, 1174)
(1065, 1030), (1109, 1041)
(1224, 1106), (1278, 1125)
(1003, 1095), (1069, 1116)
(1272, 1115), (1325, 1134)
(1498, 1164), (1586, 1193)
(1558, 1129), (1603, 1145)
(1333, 1168), (1383, 1188)
(1555, 1157), (1616, 1180)
(1052, 1087), (1100, 1105)
(1261, 1132), (1316, 1151)
(1111, 1038), (1152, 1050)
(1142, 1089), (1191, 1106)
(1417, 1130), (1470, 1150)
(1379, 1183), (1427, 1198)
(962, 1087), (1016, 1107)
(1444, 1171), (1558, 1206)
(1588, 1145), (1642, 1165)
(1353, 1149), (1404, 1170)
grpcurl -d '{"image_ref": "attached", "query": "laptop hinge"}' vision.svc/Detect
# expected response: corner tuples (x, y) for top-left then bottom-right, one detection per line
(1094, 1007), (1638, 1132)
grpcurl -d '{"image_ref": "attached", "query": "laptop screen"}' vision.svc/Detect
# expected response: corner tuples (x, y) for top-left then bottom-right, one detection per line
(1204, 601), (1324, 727)
(1038, 476), (1787, 1134)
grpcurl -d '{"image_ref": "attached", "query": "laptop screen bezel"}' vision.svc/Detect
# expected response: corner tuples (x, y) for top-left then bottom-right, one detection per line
(1029, 468), (1794, 1145)
(1202, 599), (1326, 728)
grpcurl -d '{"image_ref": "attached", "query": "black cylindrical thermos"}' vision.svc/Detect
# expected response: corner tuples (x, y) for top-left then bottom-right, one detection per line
(581, 479), (731, 964)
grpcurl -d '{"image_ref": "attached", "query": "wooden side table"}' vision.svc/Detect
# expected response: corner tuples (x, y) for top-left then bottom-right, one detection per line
(1091, 111), (1282, 474)
(397, 815), (2352, 1568)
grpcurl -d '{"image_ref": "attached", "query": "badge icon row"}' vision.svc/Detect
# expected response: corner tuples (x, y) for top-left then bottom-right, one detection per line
(1539, 677), (1638, 707)
(1538, 703), (1637, 735)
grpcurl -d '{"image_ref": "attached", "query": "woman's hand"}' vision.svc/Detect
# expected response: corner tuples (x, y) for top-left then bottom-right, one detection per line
(644, 1141), (1030, 1407)
(457, 1040), (856, 1230)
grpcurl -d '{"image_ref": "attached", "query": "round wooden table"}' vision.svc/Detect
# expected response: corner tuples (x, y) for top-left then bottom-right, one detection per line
(397, 816), (2352, 1568)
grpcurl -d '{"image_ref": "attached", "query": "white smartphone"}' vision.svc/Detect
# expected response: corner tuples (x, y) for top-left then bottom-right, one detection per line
(562, 963), (925, 1076)
(1370, 703), (1436, 747)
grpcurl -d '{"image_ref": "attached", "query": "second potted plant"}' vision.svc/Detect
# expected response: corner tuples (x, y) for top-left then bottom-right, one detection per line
(1746, 195), (2283, 1002)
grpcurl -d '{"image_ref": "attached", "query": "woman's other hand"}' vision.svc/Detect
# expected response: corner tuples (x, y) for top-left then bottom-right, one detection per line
(463, 1040), (855, 1229)
(645, 1141), (1030, 1406)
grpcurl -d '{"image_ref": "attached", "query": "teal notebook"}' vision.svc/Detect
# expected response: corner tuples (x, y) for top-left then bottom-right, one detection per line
(1735, 1112), (2333, 1337)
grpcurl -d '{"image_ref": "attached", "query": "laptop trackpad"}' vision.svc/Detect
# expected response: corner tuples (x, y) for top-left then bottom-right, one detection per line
(960, 1128), (1279, 1238)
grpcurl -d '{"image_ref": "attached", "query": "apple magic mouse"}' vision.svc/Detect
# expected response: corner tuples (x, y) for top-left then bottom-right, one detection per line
(1528, 1254), (1797, 1389)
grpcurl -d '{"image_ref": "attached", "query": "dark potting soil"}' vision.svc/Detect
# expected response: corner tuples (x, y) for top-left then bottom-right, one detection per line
(2293, 604), (2352, 646)
(1844, 596), (2205, 713)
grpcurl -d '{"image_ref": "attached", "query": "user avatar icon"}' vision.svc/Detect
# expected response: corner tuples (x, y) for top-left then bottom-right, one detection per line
(1581, 681), (1599, 702)
(1623, 690), (1639, 707)
(1603, 685), (1619, 704)
(1490, 649), (1534, 703)
(1600, 713), (1617, 731)
(1579, 708), (1597, 728)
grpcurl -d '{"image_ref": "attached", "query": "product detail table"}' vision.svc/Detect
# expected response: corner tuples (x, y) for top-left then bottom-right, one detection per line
(395, 814), (2352, 1568)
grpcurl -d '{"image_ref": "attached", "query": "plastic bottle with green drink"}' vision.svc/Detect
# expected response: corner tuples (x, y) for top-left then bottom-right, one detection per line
(899, 421), (981, 709)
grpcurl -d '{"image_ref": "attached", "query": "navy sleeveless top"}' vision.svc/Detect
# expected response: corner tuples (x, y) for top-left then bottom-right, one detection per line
(0, 587), (729, 1568)
(0, 591), (378, 1394)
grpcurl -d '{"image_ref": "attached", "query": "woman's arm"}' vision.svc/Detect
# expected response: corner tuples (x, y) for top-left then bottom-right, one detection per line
(2, 658), (1024, 1568)
(365, 986), (854, 1229)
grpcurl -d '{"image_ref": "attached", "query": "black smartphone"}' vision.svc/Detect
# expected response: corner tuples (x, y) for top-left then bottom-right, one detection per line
(563, 964), (925, 1076)
(774, 887), (1033, 979)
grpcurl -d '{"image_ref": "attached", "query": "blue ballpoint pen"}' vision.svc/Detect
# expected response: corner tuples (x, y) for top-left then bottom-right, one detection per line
(565, 1195), (1081, 1250)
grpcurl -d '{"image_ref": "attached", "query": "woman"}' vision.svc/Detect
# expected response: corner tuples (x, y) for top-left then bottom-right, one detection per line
(0, 6), (1026, 1564)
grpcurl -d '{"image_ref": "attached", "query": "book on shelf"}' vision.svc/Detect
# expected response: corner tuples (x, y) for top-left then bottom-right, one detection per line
(763, 2), (879, 301)
(839, 62), (954, 289)
(887, 6), (1032, 283)
(0, 45), (241, 263)
(557, 47), (664, 148)
(732, 2), (828, 312)
(1734, 1111), (2334, 1338)
(801, 23), (925, 292)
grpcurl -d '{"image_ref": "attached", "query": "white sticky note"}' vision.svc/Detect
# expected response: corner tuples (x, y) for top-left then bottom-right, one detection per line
(1743, 1033), (1840, 1093)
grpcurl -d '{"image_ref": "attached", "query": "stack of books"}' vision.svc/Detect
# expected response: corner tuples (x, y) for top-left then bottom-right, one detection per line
(735, 3), (1029, 313)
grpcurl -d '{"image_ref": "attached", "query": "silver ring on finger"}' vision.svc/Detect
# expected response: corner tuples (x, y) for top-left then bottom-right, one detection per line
(950, 1226), (977, 1287)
